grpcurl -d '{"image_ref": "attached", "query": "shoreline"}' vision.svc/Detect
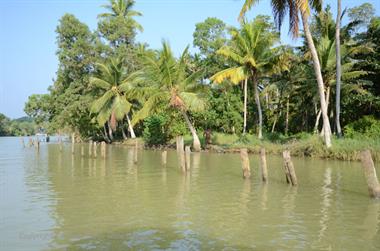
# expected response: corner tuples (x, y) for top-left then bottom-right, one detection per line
(118, 136), (380, 162)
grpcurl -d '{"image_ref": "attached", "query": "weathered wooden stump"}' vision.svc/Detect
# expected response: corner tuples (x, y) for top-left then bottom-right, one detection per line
(28, 138), (33, 147)
(282, 150), (297, 186)
(71, 133), (75, 155)
(161, 150), (167, 165)
(101, 141), (106, 158)
(360, 150), (380, 198)
(260, 148), (268, 183)
(36, 140), (40, 152)
(176, 136), (183, 153)
(134, 140), (138, 164)
(176, 136), (186, 172)
(185, 146), (191, 171)
(88, 140), (93, 157)
(93, 142), (97, 158)
(240, 148), (251, 179)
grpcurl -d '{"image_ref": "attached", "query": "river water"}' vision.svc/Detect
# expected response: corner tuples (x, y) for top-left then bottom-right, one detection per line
(0, 137), (379, 250)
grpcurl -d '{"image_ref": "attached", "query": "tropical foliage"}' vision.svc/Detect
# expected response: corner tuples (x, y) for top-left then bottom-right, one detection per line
(23, 0), (380, 151)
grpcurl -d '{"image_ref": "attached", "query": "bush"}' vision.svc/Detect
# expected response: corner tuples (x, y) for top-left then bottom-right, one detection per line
(143, 114), (169, 146)
(344, 116), (380, 139)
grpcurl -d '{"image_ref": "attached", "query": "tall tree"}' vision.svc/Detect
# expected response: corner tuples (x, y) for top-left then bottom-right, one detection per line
(132, 42), (206, 151)
(98, 0), (142, 47)
(335, 0), (342, 137)
(211, 16), (282, 138)
(48, 14), (97, 137)
(90, 57), (136, 140)
(192, 17), (228, 77)
(240, 0), (333, 147)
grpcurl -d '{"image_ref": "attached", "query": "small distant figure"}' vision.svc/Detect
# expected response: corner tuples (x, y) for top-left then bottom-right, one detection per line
(204, 128), (212, 146)
(46, 135), (50, 142)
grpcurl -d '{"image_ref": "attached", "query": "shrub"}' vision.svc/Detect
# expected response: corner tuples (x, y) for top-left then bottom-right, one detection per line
(143, 114), (169, 146)
(344, 116), (380, 139)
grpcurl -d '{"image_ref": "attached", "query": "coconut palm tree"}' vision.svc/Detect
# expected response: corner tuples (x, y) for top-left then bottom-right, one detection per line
(132, 42), (206, 151)
(210, 17), (284, 139)
(240, 0), (333, 148)
(90, 57), (136, 141)
(307, 7), (370, 135)
(99, 0), (143, 31)
(98, 0), (143, 53)
(335, 0), (342, 137)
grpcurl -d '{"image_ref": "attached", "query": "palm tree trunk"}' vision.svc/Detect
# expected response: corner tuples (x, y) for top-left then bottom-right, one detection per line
(103, 124), (111, 143)
(107, 120), (114, 141)
(126, 114), (136, 138)
(320, 86), (331, 137)
(285, 95), (290, 136)
(121, 126), (128, 140)
(180, 110), (201, 152)
(314, 109), (322, 134)
(253, 76), (263, 139)
(335, 0), (342, 137)
(271, 91), (282, 133)
(301, 12), (332, 148)
(271, 115), (278, 133)
(243, 78), (248, 134)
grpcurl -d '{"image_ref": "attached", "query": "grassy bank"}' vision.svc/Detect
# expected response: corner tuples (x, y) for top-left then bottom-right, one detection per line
(121, 133), (380, 162)
(183, 133), (380, 162)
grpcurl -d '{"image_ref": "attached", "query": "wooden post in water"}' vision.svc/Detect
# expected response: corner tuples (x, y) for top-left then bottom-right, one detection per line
(177, 136), (186, 172)
(36, 140), (40, 152)
(93, 142), (97, 158)
(260, 148), (268, 183)
(240, 148), (251, 179)
(71, 133), (75, 155)
(134, 139), (138, 164)
(89, 140), (93, 157)
(282, 150), (297, 186)
(21, 138), (25, 148)
(58, 135), (63, 152)
(81, 144), (84, 157)
(185, 146), (191, 171)
(101, 141), (106, 158)
(161, 150), (167, 166)
(28, 138), (33, 147)
(360, 150), (380, 198)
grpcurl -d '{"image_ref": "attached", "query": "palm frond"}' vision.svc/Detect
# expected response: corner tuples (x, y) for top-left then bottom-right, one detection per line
(210, 67), (246, 85)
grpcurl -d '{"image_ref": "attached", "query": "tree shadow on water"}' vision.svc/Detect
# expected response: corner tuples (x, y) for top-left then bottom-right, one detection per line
(49, 227), (259, 251)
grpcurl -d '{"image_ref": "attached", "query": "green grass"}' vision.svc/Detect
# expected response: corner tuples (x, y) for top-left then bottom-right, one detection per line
(196, 132), (380, 161)
(140, 132), (380, 161)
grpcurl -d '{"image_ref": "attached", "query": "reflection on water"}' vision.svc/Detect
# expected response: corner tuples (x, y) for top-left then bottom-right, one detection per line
(0, 137), (380, 250)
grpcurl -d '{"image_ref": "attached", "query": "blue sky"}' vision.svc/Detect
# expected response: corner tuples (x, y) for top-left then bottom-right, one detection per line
(0, 0), (379, 119)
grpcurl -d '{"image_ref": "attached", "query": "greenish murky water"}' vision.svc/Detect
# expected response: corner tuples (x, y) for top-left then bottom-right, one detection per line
(0, 137), (379, 250)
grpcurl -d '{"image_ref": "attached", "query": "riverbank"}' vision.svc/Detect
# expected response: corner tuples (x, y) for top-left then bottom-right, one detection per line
(122, 133), (380, 162)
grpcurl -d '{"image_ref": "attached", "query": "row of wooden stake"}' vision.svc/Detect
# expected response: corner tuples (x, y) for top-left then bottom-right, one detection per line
(26, 134), (380, 199)
(240, 148), (297, 186)
(240, 147), (380, 199)
(176, 136), (191, 172)
(70, 134), (107, 158)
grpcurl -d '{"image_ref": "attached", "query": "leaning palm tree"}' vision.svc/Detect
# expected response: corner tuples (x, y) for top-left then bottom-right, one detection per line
(306, 7), (370, 135)
(90, 58), (136, 141)
(132, 42), (206, 151)
(240, 0), (333, 148)
(210, 17), (283, 139)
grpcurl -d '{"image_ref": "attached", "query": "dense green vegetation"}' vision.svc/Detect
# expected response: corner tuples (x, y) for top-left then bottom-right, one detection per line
(0, 113), (37, 136)
(24, 0), (380, 156)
